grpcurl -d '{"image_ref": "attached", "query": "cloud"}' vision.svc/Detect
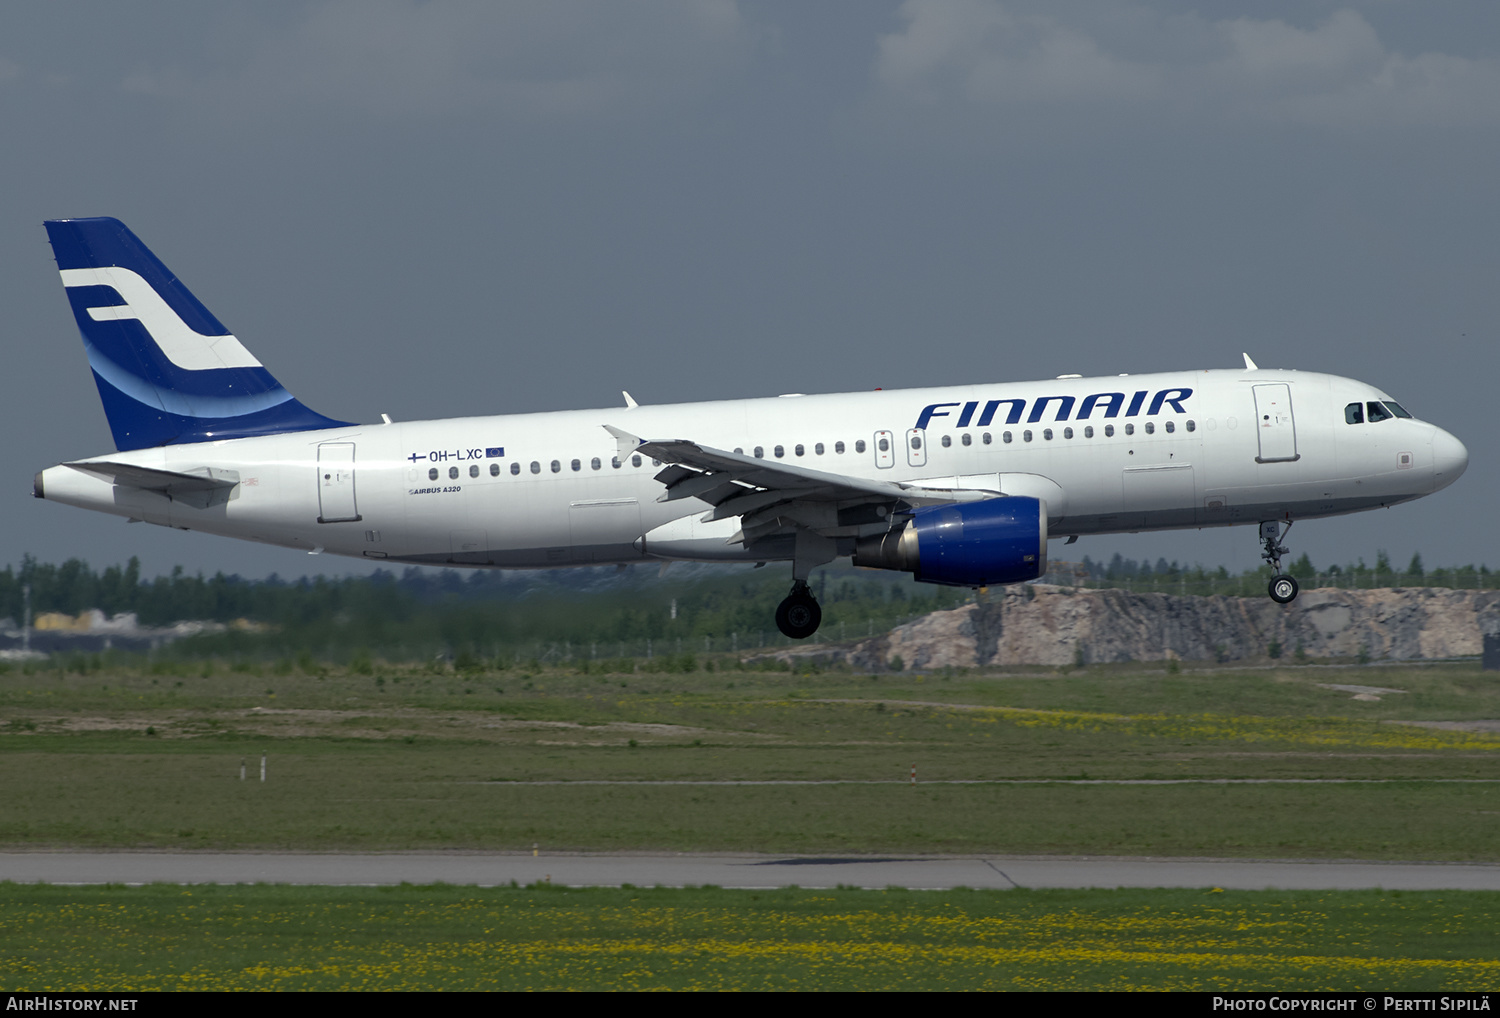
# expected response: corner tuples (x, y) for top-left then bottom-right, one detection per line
(875, 0), (1164, 108)
(123, 0), (758, 121)
(871, 1), (1500, 131)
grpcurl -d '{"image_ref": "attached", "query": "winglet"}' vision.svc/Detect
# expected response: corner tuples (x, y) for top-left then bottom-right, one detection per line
(622, 391), (639, 410)
(1242, 352), (1259, 370)
(603, 424), (643, 460)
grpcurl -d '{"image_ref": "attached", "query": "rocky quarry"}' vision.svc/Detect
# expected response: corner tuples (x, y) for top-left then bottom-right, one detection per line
(778, 586), (1500, 671)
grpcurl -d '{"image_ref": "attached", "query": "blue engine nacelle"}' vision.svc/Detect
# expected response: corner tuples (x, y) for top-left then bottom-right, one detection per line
(851, 497), (1048, 587)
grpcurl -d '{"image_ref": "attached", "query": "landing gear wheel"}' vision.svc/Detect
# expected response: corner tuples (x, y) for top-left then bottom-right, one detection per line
(1269, 574), (1299, 604)
(775, 589), (822, 640)
(1259, 521), (1299, 604)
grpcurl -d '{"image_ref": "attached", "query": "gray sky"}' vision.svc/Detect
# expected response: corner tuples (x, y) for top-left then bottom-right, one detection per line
(3, 1), (1495, 581)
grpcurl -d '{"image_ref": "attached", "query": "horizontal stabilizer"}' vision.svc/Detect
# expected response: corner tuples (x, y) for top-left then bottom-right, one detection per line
(66, 460), (240, 510)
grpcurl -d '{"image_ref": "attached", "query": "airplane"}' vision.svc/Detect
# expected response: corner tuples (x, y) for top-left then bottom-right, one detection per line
(33, 218), (1469, 639)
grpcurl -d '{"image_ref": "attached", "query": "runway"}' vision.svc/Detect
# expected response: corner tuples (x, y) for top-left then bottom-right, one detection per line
(5, 852), (1500, 891)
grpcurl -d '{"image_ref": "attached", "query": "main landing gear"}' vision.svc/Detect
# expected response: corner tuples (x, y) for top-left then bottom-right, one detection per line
(775, 580), (822, 640)
(1260, 520), (1299, 604)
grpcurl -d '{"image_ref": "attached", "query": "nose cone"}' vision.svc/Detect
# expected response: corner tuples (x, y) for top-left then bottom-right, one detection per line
(1430, 427), (1468, 492)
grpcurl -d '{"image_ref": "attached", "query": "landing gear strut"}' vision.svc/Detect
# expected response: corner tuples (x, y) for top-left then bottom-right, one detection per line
(1260, 520), (1299, 604)
(775, 580), (822, 640)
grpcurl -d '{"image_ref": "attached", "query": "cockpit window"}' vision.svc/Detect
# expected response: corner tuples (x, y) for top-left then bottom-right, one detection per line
(1384, 401), (1413, 419)
(1366, 401), (1393, 423)
(1344, 402), (1364, 425)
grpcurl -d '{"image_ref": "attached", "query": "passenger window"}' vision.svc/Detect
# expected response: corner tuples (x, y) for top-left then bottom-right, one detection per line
(591, 457), (601, 470)
(469, 465), (479, 478)
(1084, 426), (1094, 438)
(734, 448), (743, 455)
(1165, 421), (1175, 434)
(909, 436), (921, 450)
(835, 441), (845, 454)
(1367, 401), (1393, 423)
(855, 440), (866, 453)
(878, 438), (889, 452)
(428, 467), (439, 481)
(611, 457), (621, 469)
(490, 463), (500, 477)
(449, 466), (460, 480)
(794, 444), (804, 457)
(774, 446), (785, 458)
(571, 459), (581, 472)
(1023, 430), (1033, 442)
(631, 455), (642, 467)
(1063, 427), (1073, 439)
(531, 461), (541, 474)
(1042, 429), (1052, 441)
(1345, 402), (1364, 425)
(550, 460), (561, 473)
(1105, 425), (1115, 437)
(1185, 420), (1195, 432)
(511, 462), (520, 475)
(1145, 422), (1155, 435)
(1002, 432), (1012, 444)
(754, 446), (764, 458)
(941, 435), (952, 448)
(815, 443), (824, 455)
(982, 432), (992, 445)
(961, 433), (972, 447)
(1124, 424), (1134, 436)
(653, 459), (661, 466)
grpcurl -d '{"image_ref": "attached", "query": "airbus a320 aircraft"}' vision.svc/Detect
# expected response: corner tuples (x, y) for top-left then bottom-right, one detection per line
(34, 219), (1469, 639)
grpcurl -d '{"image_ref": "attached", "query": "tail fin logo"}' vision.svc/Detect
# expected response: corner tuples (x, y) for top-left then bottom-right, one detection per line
(59, 266), (263, 371)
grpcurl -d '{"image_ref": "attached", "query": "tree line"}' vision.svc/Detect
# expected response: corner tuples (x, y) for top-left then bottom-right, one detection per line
(1, 552), (1490, 662)
(1064, 551), (1492, 597)
(0, 556), (970, 660)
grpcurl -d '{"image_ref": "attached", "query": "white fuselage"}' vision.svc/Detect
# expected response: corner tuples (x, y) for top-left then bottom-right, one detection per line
(38, 367), (1467, 571)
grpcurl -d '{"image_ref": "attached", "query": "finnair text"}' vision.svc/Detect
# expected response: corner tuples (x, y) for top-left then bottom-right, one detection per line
(914, 388), (1193, 431)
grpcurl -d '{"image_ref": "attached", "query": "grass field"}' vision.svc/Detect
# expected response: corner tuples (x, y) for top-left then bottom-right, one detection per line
(5, 657), (1500, 991)
(1, 658), (1498, 858)
(3, 882), (1498, 991)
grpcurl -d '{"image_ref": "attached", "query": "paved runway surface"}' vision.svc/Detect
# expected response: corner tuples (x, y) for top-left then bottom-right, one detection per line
(5, 852), (1500, 890)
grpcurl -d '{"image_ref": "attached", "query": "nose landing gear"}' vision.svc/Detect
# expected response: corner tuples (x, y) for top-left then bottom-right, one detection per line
(775, 580), (822, 639)
(1260, 520), (1299, 604)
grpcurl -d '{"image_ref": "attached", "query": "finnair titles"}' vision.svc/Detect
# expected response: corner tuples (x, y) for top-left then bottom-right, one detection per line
(35, 218), (1469, 639)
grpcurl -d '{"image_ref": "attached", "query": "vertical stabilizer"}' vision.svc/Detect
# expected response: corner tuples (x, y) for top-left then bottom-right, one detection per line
(45, 217), (351, 450)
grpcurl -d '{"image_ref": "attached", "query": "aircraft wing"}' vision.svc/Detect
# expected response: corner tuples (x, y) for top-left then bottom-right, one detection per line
(604, 426), (995, 546)
(65, 461), (241, 510)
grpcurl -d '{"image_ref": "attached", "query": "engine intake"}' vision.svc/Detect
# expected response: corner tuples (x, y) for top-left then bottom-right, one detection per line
(853, 496), (1047, 587)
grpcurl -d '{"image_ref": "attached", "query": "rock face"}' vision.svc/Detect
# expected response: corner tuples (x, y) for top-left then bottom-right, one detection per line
(782, 586), (1500, 670)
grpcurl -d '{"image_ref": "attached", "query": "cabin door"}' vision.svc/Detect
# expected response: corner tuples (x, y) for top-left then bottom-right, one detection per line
(316, 442), (361, 523)
(1252, 384), (1299, 463)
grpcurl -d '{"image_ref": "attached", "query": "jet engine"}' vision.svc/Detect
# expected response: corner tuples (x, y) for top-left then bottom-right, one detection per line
(852, 496), (1047, 587)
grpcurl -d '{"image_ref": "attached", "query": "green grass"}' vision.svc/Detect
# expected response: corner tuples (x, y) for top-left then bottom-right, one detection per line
(3, 883), (1497, 991)
(2, 661), (1499, 857)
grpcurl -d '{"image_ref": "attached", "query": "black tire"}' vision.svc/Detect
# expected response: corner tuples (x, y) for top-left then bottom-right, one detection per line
(1268, 574), (1299, 604)
(775, 594), (822, 639)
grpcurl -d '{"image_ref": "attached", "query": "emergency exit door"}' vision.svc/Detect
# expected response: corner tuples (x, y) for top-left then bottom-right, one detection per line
(906, 428), (927, 468)
(317, 442), (362, 523)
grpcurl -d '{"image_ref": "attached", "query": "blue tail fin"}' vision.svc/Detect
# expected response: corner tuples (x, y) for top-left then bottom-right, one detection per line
(45, 217), (352, 450)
